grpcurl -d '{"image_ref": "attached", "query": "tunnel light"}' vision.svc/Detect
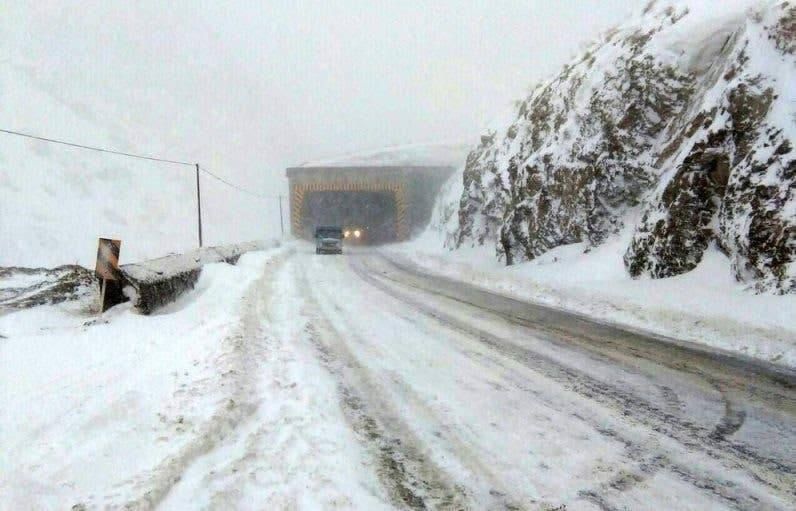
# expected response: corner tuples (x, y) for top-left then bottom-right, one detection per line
(354, 230), (361, 238)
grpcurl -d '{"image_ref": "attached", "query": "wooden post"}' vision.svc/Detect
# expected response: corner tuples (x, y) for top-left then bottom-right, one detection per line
(195, 163), (203, 248)
(278, 195), (285, 237)
(99, 278), (108, 312)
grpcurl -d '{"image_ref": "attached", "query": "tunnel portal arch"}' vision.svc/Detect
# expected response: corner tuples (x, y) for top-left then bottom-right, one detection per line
(291, 180), (408, 241)
(286, 166), (454, 243)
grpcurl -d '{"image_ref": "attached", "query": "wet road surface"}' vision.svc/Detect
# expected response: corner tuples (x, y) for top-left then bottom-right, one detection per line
(289, 247), (796, 510)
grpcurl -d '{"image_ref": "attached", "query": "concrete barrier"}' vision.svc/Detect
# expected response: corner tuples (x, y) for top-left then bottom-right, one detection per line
(120, 240), (278, 314)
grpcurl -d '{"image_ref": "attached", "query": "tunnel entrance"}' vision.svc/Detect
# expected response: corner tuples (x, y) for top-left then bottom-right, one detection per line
(287, 166), (456, 243)
(303, 191), (397, 244)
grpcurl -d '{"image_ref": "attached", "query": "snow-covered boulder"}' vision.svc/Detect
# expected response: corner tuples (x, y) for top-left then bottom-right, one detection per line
(453, 2), (697, 261)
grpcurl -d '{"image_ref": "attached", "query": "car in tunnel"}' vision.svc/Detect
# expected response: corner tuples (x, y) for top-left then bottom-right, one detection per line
(287, 165), (458, 245)
(314, 226), (344, 254)
(343, 227), (366, 244)
(303, 190), (396, 245)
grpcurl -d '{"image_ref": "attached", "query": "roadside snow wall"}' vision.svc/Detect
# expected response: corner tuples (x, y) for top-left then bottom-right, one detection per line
(120, 240), (278, 314)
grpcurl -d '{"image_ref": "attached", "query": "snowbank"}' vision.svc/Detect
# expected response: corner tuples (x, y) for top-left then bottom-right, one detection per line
(0, 243), (390, 508)
(0, 249), (274, 507)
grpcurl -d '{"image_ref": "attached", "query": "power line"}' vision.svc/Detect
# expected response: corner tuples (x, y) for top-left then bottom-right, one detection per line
(0, 128), (194, 166)
(0, 126), (277, 200)
(1, 125), (288, 248)
(199, 166), (278, 200)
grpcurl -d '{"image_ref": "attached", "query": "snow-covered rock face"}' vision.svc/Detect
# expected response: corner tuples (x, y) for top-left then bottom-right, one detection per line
(453, 2), (697, 261)
(449, 0), (795, 293)
(626, 2), (795, 294)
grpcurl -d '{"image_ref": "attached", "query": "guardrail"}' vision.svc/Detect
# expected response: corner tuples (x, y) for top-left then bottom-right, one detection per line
(119, 240), (278, 314)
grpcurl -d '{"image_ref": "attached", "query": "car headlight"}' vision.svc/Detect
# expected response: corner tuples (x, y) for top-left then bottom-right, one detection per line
(344, 230), (350, 238)
(354, 230), (361, 238)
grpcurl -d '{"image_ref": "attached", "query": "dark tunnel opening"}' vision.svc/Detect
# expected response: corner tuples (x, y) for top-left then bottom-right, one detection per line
(302, 191), (397, 244)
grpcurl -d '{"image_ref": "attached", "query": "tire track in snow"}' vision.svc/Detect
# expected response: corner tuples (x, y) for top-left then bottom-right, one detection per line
(364, 255), (795, 469)
(294, 259), (478, 511)
(117, 253), (289, 510)
(370, 255), (707, 427)
(351, 255), (793, 510)
(377, 253), (795, 405)
(162, 250), (390, 509)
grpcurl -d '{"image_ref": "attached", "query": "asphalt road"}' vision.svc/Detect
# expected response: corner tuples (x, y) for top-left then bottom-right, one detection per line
(292, 247), (795, 510)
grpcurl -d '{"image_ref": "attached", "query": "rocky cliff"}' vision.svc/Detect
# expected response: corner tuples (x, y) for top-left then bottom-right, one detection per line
(447, 0), (794, 293)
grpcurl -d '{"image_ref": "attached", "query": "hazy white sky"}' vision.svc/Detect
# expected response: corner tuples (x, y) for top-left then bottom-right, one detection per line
(2, 0), (647, 194)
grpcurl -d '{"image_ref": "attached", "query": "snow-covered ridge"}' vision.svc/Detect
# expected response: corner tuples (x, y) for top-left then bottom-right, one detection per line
(300, 141), (471, 168)
(0, 62), (275, 269)
(0, 64), (198, 268)
(443, 0), (794, 293)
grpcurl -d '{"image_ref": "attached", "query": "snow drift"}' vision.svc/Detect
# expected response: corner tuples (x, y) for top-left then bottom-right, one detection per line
(443, 0), (795, 294)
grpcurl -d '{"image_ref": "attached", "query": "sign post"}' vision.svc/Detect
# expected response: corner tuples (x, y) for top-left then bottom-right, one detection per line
(196, 163), (203, 248)
(279, 195), (285, 237)
(95, 238), (122, 313)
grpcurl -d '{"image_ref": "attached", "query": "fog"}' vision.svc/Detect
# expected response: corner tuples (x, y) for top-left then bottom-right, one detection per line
(1, 0), (646, 245)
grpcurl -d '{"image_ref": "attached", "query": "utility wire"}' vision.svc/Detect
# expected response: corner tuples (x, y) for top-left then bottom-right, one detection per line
(0, 127), (277, 199)
(0, 127), (194, 166)
(199, 166), (278, 200)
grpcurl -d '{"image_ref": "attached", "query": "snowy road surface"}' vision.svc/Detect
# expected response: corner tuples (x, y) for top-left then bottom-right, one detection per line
(2, 245), (794, 510)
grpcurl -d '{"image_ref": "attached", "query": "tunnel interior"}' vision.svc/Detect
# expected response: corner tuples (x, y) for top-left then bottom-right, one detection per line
(302, 191), (397, 244)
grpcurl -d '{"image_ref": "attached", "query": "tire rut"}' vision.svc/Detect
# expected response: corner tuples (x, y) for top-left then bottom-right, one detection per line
(118, 253), (288, 510)
(351, 257), (793, 509)
(295, 263), (475, 511)
(377, 254), (796, 405)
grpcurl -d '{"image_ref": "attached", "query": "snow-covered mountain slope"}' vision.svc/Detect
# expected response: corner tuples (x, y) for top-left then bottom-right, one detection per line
(626, 2), (796, 293)
(0, 64), (193, 267)
(443, 0), (794, 293)
(300, 141), (471, 168)
(0, 63), (278, 268)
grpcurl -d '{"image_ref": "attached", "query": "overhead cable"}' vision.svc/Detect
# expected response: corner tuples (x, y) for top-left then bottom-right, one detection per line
(0, 127), (276, 199)
(0, 128), (194, 166)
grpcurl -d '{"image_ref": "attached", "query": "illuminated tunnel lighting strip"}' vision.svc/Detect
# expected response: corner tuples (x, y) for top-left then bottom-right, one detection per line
(290, 180), (410, 240)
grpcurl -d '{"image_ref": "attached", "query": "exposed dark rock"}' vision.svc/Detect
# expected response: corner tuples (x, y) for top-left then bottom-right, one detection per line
(454, 2), (693, 265)
(0, 265), (97, 311)
(625, 131), (733, 278)
(447, 1), (794, 293)
(626, 6), (794, 294)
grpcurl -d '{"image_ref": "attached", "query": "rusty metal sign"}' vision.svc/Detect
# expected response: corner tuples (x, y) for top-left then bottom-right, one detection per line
(95, 238), (121, 281)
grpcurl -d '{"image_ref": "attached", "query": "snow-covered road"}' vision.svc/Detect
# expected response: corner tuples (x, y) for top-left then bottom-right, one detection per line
(2, 245), (794, 510)
(288, 248), (795, 510)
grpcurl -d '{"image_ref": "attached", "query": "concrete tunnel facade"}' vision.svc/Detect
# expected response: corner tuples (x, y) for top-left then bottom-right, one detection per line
(286, 165), (455, 243)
